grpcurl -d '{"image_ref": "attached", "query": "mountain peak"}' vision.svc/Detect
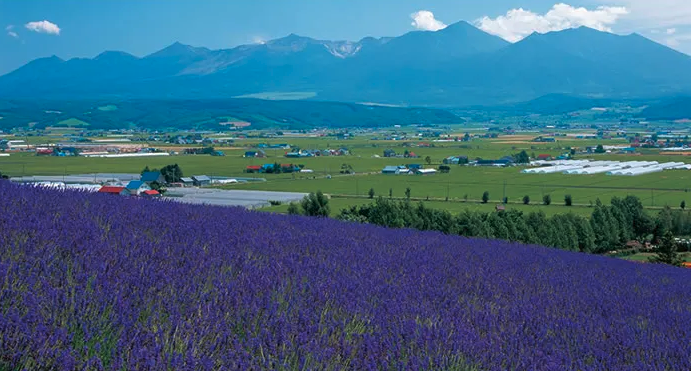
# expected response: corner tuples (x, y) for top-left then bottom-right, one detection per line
(268, 33), (315, 45)
(441, 20), (475, 31)
(146, 42), (209, 59)
(95, 51), (138, 61)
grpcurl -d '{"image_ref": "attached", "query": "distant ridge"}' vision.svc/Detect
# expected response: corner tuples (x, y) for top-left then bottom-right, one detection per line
(1, 24), (690, 106)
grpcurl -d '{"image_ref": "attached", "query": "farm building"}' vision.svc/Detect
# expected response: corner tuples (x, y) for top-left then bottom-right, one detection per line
(98, 186), (127, 196)
(415, 168), (437, 175)
(142, 190), (161, 197)
(192, 175), (212, 186)
(407, 164), (422, 170)
(285, 151), (312, 158)
(180, 177), (195, 187)
(382, 166), (398, 174)
(124, 180), (151, 196)
(477, 158), (514, 167)
(245, 165), (262, 173)
(244, 150), (266, 158)
(140, 171), (166, 184)
(537, 154), (552, 161)
(383, 149), (397, 158)
(269, 144), (291, 150)
(280, 164), (300, 173)
(443, 156), (469, 165)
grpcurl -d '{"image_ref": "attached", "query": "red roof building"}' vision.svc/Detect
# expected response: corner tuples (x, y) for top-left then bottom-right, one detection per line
(142, 190), (160, 196)
(537, 154), (552, 160)
(98, 186), (126, 195)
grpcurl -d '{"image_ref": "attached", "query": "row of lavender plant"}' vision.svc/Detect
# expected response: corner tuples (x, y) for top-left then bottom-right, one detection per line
(0, 181), (690, 370)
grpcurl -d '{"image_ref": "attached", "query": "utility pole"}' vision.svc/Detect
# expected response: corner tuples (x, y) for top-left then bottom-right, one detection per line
(503, 180), (507, 201)
(446, 179), (450, 201)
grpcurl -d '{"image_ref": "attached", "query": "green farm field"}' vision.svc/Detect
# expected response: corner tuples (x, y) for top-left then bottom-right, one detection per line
(263, 196), (595, 217)
(3, 136), (691, 215)
(623, 252), (691, 263)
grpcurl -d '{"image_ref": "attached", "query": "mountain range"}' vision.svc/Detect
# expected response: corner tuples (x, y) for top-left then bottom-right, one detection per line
(2, 22), (691, 106)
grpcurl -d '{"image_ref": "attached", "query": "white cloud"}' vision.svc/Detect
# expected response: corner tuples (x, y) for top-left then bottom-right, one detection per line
(5, 25), (17, 38)
(410, 10), (447, 32)
(667, 28), (677, 35)
(476, 3), (629, 42)
(603, 0), (691, 28)
(24, 20), (61, 35)
(663, 32), (691, 48)
(252, 36), (266, 45)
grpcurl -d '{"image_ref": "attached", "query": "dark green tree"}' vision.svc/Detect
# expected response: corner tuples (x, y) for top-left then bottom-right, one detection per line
(405, 187), (411, 200)
(141, 165), (151, 176)
(543, 194), (552, 205)
(389, 188), (393, 199)
(340, 163), (354, 174)
(654, 206), (674, 243)
(565, 194), (573, 206)
(425, 156), (432, 165)
(482, 191), (489, 204)
(300, 191), (330, 217)
(513, 150), (530, 164)
(595, 144), (606, 154)
(287, 202), (301, 215)
(149, 181), (166, 194)
(681, 200), (686, 210)
(368, 188), (375, 199)
(649, 232), (684, 267)
(523, 195), (530, 205)
(160, 164), (183, 183)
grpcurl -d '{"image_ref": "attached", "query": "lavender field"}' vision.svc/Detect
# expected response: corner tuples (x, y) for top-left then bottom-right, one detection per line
(1, 181), (690, 370)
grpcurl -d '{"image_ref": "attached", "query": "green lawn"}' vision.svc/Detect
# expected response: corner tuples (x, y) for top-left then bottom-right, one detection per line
(263, 196), (595, 217)
(623, 252), (691, 263)
(55, 118), (90, 127)
(3, 136), (691, 215)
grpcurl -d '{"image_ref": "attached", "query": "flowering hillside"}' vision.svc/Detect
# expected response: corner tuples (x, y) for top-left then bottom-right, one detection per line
(1, 181), (690, 370)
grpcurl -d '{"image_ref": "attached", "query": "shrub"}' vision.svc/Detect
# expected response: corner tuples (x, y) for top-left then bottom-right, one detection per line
(543, 194), (552, 205)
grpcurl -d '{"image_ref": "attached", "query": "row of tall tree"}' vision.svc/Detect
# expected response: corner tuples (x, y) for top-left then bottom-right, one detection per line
(337, 196), (690, 255)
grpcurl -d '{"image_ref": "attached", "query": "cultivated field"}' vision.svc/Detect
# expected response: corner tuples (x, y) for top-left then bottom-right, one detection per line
(2, 182), (690, 370)
(3, 135), (691, 215)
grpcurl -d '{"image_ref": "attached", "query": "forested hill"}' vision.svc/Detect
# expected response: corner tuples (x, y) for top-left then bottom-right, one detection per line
(0, 99), (462, 131)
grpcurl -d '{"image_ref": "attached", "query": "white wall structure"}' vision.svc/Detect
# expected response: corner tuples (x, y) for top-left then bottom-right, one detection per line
(524, 160), (690, 177)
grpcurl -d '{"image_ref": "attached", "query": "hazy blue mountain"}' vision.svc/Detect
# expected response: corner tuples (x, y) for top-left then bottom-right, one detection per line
(0, 98), (463, 131)
(641, 96), (691, 120)
(1, 24), (690, 106)
(531, 27), (691, 88)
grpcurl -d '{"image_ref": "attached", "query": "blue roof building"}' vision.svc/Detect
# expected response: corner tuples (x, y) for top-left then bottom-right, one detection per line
(124, 180), (151, 196)
(140, 171), (165, 184)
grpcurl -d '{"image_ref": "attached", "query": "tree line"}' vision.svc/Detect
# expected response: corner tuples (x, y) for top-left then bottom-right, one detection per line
(336, 195), (691, 256)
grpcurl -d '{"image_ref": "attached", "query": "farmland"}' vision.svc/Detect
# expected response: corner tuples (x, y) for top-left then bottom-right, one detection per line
(3, 132), (691, 216)
(2, 181), (691, 370)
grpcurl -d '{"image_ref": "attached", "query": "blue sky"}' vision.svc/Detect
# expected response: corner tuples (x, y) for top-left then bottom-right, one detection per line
(1, 0), (690, 74)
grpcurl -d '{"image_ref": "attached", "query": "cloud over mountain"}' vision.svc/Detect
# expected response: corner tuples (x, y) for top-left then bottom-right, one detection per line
(410, 10), (447, 32)
(476, 3), (628, 42)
